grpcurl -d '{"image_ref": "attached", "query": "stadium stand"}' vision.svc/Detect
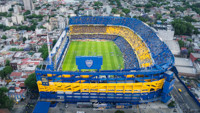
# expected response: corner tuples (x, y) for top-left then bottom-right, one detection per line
(69, 16), (174, 69)
(71, 34), (117, 40)
(70, 35), (140, 69)
(70, 25), (153, 68)
(114, 36), (139, 69)
(35, 17), (175, 104)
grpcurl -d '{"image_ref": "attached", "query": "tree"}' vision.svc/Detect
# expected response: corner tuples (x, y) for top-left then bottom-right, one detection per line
(0, 70), (5, 79)
(4, 66), (13, 76)
(93, 1), (103, 9)
(0, 66), (13, 79)
(23, 37), (27, 43)
(2, 35), (7, 40)
(122, 8), (130, 15)
(183, 16), (197, 22)
(53, 39), (57, 47)
(172, 19), (196, 36)
(111, 8), (118, 14)
(25, 73), (38, 91)
(23, 10), (31, 15)
(5, 60), (10, 66)
(115, 110), (125, 113)
(194, 28), (199, 35)
(138, 16), (149, 22)
(39, 44), (48, 60)
(8, 8), (13, 11)
(178, 40), (185, 48)
(40, 26), (46, 29)
(0, 87), (14, 110)
(156, 13), (162, 20)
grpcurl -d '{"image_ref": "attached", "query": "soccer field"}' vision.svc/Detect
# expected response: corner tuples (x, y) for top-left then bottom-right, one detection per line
(62, 41), (124, 71)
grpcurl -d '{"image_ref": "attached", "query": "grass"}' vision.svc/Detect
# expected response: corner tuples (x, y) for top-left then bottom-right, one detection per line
(62, 41), (124, 71)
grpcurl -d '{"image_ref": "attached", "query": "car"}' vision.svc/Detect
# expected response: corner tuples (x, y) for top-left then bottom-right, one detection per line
(178, 89), (182, 92)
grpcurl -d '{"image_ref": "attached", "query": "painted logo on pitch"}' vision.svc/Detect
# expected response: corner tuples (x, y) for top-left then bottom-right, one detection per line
(85, 60), (93, 68)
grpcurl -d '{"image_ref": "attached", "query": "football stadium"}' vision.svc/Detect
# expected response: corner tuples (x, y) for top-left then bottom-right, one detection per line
(35, 16), (175, 104)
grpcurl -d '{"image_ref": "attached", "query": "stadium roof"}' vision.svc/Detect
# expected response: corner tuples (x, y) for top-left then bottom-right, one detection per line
(33, 101), (50, 113)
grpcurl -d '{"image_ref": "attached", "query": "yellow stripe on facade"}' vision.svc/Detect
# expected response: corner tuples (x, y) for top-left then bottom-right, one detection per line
(37, 78), (164, 93)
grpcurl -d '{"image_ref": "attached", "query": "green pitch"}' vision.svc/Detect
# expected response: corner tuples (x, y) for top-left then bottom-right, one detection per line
(62, 41), (124, 71)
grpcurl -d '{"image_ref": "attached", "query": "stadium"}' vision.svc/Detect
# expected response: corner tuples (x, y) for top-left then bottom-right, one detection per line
(35, 16), (175, 104)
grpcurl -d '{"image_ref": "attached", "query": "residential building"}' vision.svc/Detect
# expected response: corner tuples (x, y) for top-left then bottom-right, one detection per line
(23, 0), (34, 10)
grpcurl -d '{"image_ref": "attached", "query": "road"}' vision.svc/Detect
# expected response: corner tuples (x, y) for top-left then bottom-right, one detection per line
(171, 76), (200, 113)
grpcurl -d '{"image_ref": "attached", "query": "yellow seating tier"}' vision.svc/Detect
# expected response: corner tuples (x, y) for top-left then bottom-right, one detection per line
(70, 25), (153, 68)
(37, 78), (164, 93)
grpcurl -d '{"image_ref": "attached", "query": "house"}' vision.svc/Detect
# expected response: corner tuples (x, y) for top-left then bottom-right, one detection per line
(190, 53), (200, 62)
(8, 86), (26, 103)
(190, 53), (200, 75)
(10, 72), (22, 79)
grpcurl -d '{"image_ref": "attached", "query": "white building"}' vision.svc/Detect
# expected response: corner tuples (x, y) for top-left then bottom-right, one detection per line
(58, 17), (66, 29)
(13, 5), (22, 14)
(11, 15), (24, 25)
(0, 3), (11, 12)
(23, 0), (34, 10)
(2, 17), (13, 27)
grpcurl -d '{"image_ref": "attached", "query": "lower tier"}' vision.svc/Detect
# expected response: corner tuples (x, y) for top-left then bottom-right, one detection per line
(39, 89), (171, 104)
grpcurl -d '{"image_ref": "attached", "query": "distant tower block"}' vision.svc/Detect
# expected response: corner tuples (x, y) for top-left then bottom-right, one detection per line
(23, 0), (34, 10)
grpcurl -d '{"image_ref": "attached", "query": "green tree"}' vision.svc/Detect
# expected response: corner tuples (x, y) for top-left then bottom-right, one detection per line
(115, 110), (125, 113)
(25, 73), (38, 91)
(178, 40), (185, 48)
(138, 16), (149, 22)
(94, 1), (103, 7)
(194, 28), (199, 35)
(122, 8), (130, 15)
(39, 44), (49, 60)
(0, 70), (5, 79)
(5, 60), (10, 66)
(35, 6), (41, 10)
(8, 8), (13, 11)
(111, 8), (118, 14)
(40, 26), (46, 29)
(2, 35), (7, 40)
(4, 66), (13, 76)
(0, 87), (14, 110)
(172, 19), (196, 36)
(183, 16), (197, 22)
(53, 39), (57, 47)
(23, 10), (31, 15)
(23, 37), (27, 43)
(156, 13), (162, 20)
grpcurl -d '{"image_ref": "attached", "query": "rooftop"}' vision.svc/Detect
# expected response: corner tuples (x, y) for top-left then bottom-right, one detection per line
(191, 53), (200, 59)
(175, 57), (193, 67)
(10, 72), (22, 77)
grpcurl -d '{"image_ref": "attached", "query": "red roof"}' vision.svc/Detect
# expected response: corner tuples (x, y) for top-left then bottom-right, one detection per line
(0, 109), (10, 113)
(181, 47), (187, 50)
(15, 87), (20, 90)
(10, 72), (22, 77)
(25, 71), (35, 75)
(19, 83), (25, 87)
(22, 75), (28, 79)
